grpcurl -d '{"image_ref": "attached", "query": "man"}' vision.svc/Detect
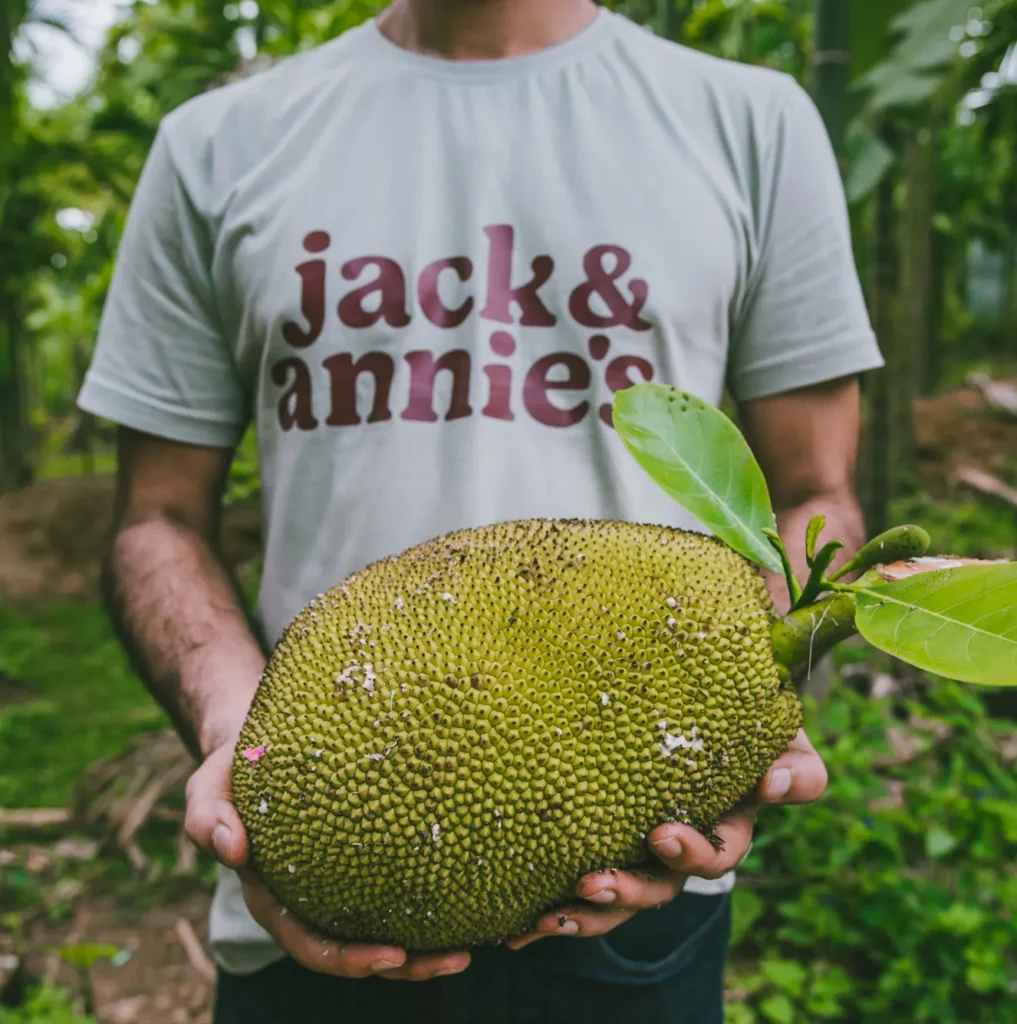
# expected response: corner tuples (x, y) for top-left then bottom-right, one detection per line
(78, 0), (882, 1020)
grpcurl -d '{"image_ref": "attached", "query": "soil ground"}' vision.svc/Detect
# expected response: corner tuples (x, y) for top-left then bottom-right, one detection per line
(29, 890), (215, 1024)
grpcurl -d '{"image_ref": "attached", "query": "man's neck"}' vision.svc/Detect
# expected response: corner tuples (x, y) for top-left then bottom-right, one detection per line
(376, 0), (600, 61)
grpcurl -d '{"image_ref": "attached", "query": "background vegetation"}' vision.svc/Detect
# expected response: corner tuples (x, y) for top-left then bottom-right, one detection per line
(1, 1), (1016, 1022)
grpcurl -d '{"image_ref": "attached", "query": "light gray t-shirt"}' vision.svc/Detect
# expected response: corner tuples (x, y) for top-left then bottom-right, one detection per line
(79, 9), (882, 974)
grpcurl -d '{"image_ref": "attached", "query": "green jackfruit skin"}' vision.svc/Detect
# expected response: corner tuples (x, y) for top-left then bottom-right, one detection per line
(232, 519), (801, 952)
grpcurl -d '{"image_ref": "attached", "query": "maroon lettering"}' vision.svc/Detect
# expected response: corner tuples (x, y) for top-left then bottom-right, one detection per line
(588, 334), (610, 361)
(483, 332), (516, 421)
(403, 350), (473, 422)
(480, 225), (557, 327)
(338, 257), (411, 329)
(599, 355), (655, 426)
(419, 257), (474, 328)
(282, 232), (330, 348)
(272, 357), (318, 431)
(323, 352), (394, 426)
(569, 246), (653, 332)
(489, 331), (516, 358)
(524, 353), (590, 428)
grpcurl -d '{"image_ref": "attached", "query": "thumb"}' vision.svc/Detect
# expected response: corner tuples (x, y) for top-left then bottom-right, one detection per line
(184, 745), (250, 870)
(759, 729), (829, 806)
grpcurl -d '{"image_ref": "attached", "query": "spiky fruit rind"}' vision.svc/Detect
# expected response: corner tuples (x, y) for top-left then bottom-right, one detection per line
(232, 519), (801, 952)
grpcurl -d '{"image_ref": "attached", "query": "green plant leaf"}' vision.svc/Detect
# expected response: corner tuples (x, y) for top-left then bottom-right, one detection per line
(54, 942), (123, 969)
(926, 826), (959, 860)
(854, 564), (1017, 686)
(805, 516), (826, 565)
(760, 992), (796, 1024)
(612, 384), (782, 573)
(730, 889), (765, 948)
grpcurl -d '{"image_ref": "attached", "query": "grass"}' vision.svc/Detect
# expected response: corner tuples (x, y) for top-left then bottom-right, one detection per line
(0, 601), (166, 809)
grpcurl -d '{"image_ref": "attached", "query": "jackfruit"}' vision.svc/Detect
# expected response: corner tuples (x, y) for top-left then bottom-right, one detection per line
(232, 519), (801, 952)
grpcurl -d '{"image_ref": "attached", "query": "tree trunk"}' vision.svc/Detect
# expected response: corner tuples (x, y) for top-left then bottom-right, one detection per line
(812, 0), (851, 158)
(1003, 234), (1017, 358)
(897, 123), (936, 438)
(657, 0), (674, 40)
(0, 312), (32, 493)
(923, 225), (946, 395)
(864, 120), (899, 537)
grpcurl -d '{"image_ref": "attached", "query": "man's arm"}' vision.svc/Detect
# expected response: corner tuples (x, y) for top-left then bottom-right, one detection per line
(106, 427), (470, 981)
(741, 375), (867, 614)
(104, 428), (266, 759)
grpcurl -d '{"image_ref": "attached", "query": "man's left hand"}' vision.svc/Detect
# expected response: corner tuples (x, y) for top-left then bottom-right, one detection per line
(506, 729), (827, 949)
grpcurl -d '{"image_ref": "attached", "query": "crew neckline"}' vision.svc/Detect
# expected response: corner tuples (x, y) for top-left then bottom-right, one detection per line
(360, 8), (617, 81)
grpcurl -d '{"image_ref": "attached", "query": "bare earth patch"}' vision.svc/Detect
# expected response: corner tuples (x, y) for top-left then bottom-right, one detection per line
(25, 890), (215, 1024)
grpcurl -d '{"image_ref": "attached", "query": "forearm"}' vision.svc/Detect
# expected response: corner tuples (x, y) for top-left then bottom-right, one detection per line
(767, 490), (866, 615)
(103, 515), (266, 759)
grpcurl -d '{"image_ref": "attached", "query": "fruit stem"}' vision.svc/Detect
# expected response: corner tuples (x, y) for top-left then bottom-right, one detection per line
(770, 592), (859, 675)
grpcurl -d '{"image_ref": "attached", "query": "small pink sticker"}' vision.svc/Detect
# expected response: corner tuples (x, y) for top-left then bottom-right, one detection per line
(243, 744), (266, 763)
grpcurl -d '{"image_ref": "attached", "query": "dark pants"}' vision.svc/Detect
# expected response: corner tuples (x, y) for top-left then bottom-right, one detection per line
(215, 891), (730, 1024)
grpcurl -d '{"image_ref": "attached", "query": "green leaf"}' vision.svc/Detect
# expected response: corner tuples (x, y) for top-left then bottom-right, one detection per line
(612, 384), (782, 573)
(845, 120), (895, 204)
(730, 889), (765, 948)
(926, 825), (958, 859)
(760, 992), (796, 1024)
(54, 942), (122, 969)
(762, 957), (808, 996)
(805, 516), (826, 566)
(854, 563), (1017, 686)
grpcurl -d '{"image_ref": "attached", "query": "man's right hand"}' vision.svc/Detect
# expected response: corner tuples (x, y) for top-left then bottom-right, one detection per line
(184, 742), (472, 982)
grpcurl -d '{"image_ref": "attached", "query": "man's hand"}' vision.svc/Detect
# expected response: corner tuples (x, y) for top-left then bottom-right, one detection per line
(185, 742), (472, 981)
(505, 729), (827, 949)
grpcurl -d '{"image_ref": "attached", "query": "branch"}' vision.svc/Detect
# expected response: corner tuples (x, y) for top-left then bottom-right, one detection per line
(0, 808), (71, 829)
(953, 466), (1017, 510)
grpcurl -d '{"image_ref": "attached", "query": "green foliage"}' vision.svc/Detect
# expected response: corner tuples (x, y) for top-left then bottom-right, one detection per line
(682, 0), (812, 80)
(225, 425), (261, 506)
(612, 384), (783, 573)
(0, 983), (94, 1024)
(891, 493), (1016, 561)
(846, 0), (1017, 204)
(0, 602), (166, 808)
(856, 564), (1017, 685)
(52, 944), (127, 970)
(725, 680), (1017, 1023)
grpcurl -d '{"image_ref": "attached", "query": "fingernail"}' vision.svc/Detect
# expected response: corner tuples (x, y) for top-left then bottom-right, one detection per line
(652, 835), (683, 859)
(585, 888), (617, 904)
(437, 964), (466, 976)
(371, 958), (403, 972)
(767, 768), (792, 800)
(212, 824), (232, 859)
(559, 919), (579, 934)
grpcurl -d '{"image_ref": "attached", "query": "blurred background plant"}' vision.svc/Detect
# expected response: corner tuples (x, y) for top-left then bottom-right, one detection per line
(1, 1), (1016, 1022)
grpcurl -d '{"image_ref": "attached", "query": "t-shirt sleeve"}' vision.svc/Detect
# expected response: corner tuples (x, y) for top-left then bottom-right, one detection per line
(77, 124), (248, 447)
(727, 78), (884, 402)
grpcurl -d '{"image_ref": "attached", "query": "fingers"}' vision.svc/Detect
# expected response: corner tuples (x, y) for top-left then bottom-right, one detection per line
(575, 866), (686, 911)
(758, 729), (829, 806)
(504, 866), (685, 949)
(506, 905), (636, 948)
(241, 875), (470, 981)
(647, 806), (756, 880)
(184, 744), (249, 870)
(375, 951), (472, 982)
(241, 876), (406, 977)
